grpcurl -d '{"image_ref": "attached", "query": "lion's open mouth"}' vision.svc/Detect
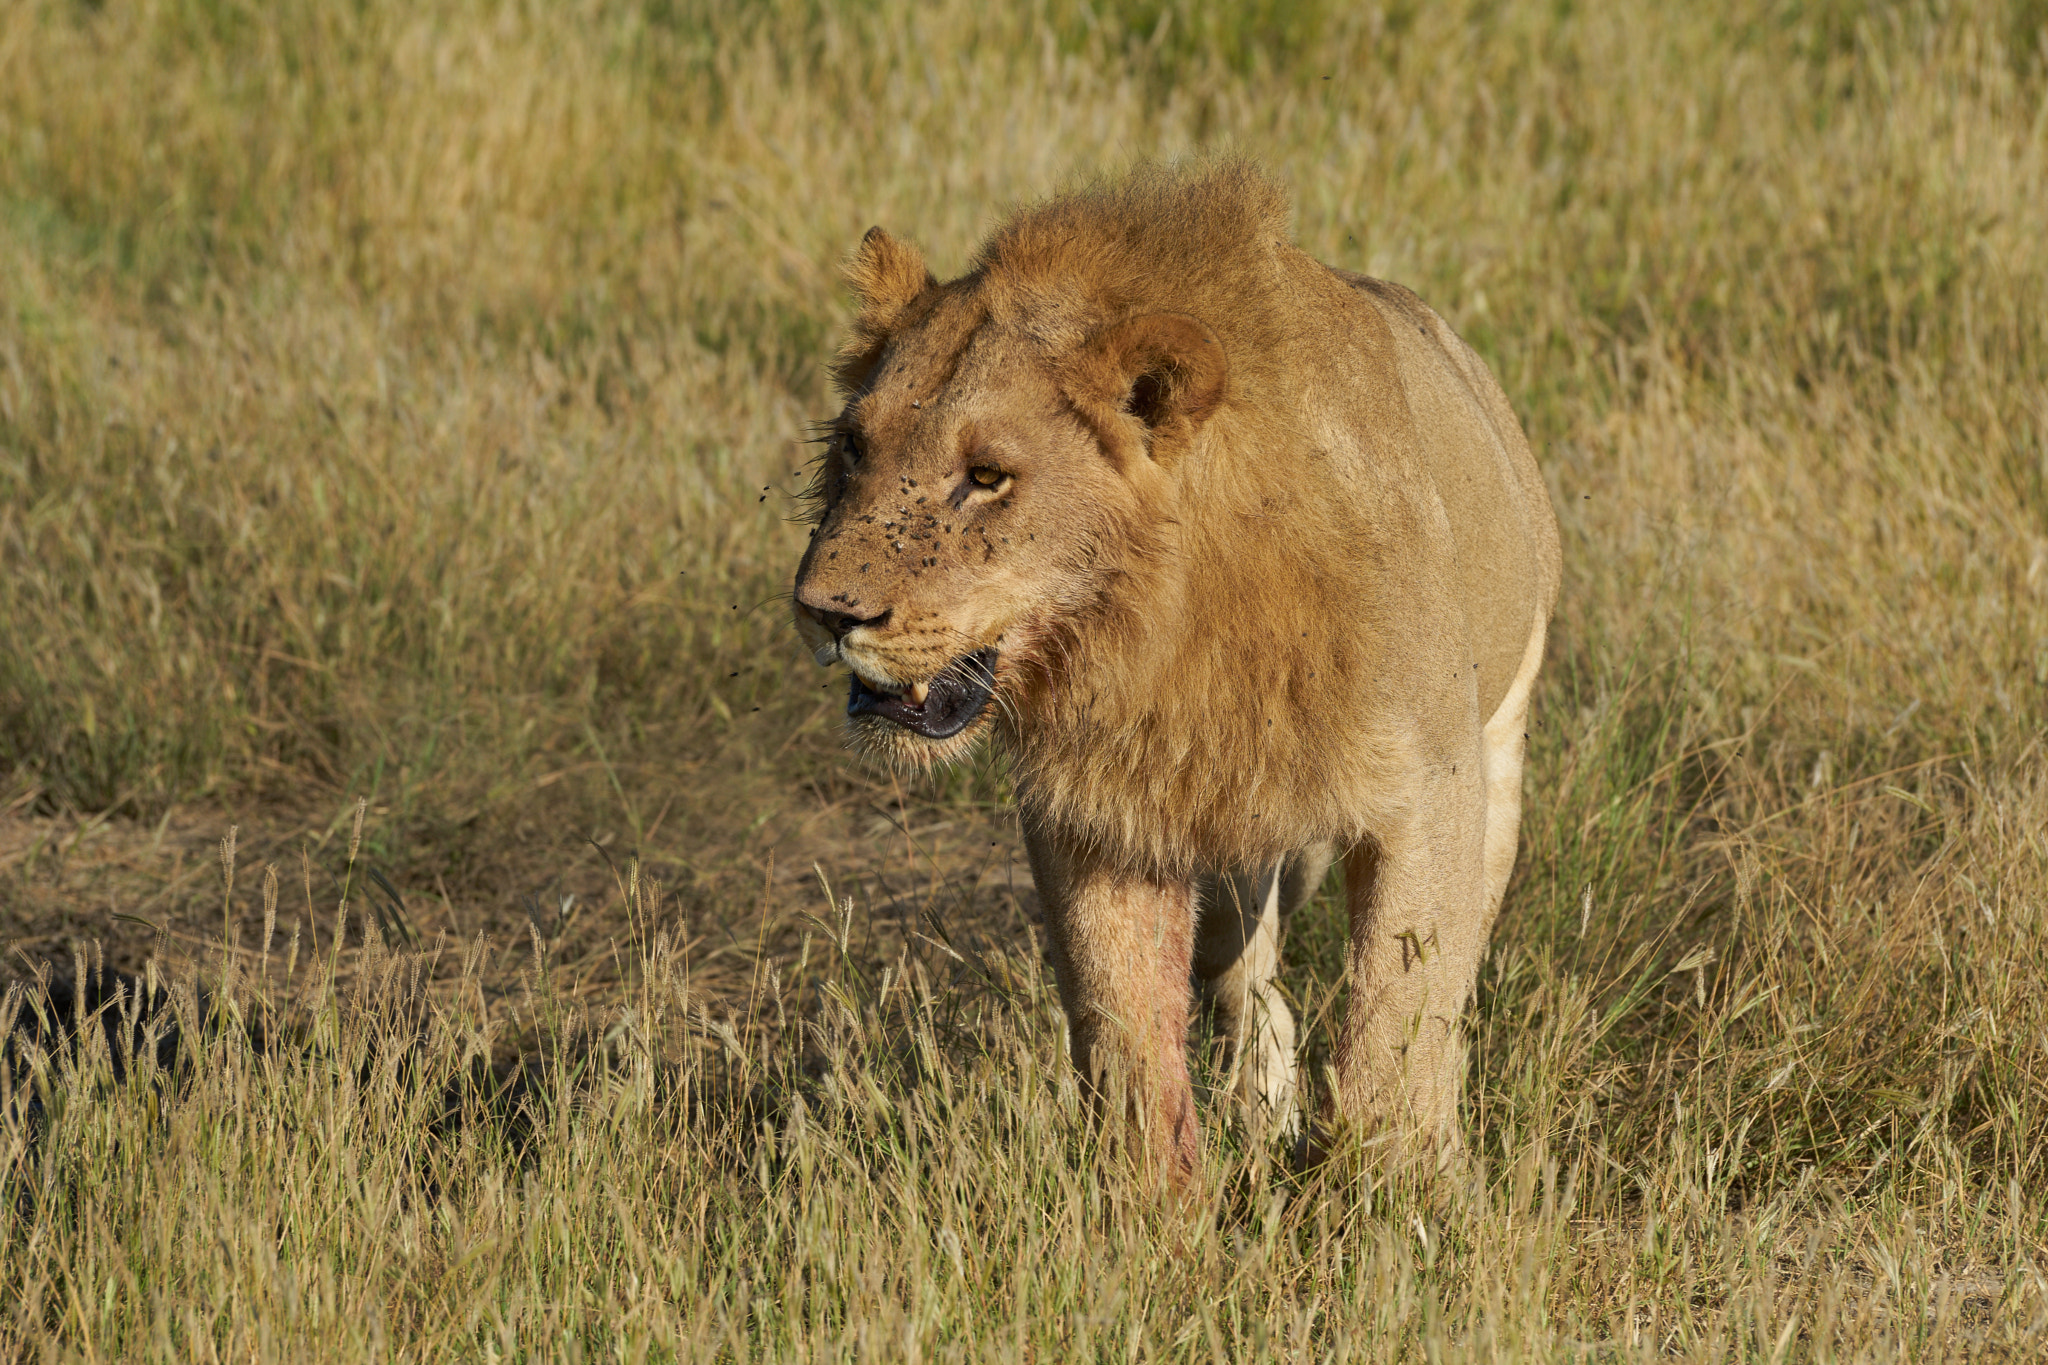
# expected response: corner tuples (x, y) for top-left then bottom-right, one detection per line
(847, 648), (998, 740)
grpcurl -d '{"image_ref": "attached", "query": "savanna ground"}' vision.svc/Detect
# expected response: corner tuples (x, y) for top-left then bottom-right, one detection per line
(2, 0), (2046, 1358)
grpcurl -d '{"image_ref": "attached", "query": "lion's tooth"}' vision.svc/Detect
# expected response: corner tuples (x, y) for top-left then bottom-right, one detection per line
(904, 680), (930, 706)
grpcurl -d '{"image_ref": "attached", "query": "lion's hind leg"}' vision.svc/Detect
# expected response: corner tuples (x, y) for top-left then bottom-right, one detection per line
(1314, 618), (1548, 1164)
(1479, 615), (1550, 937)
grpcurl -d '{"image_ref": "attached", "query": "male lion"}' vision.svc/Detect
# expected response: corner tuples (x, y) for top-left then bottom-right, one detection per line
(791, 161), (1560, 1179)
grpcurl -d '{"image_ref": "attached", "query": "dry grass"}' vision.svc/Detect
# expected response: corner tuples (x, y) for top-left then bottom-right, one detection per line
(2, 0), (2047, 1358)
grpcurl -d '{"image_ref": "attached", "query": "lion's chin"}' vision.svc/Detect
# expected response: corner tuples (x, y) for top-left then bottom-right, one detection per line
(843, 646), (999, 769)
(845, 713), (991, 772)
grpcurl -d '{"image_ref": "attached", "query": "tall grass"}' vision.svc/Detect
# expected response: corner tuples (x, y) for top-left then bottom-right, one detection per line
(5, 0), (2035, 818)
(5, 814), (2044, 1359)
(3, 0), (2047, 1357)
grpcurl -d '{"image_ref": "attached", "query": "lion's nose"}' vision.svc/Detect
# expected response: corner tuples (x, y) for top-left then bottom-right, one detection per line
(799, 593), (891, 640)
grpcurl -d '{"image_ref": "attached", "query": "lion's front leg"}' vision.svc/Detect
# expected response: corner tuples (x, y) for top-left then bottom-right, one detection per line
(1024, 817), (1201, 1185)
(1194, 846), (1331, 1141)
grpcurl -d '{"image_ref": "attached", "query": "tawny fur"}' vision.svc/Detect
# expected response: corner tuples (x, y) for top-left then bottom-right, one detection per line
(792, 160), (1561, 1181)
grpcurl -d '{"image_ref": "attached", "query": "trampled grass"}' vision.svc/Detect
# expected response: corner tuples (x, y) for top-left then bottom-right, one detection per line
(2, 0), (2046, 1358)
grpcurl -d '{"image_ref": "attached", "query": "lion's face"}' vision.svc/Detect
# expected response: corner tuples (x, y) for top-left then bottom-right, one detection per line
(793, 310), (1149, 768)
(792, 228), (1227, 770)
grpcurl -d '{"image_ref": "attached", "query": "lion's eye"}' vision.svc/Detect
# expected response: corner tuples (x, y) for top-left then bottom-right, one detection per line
(968, 465), (1006, 488)
(841, 432), (865, 466)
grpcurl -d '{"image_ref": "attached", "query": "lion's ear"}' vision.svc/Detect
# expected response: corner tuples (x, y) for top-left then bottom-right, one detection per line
(1069, 313), (1228, 460)
(832, 227), (936, 393)
(846, 226), (934, 328)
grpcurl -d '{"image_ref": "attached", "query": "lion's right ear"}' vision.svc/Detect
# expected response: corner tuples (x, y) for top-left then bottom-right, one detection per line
(846, 226), (933, 326)
(831, 227), (936, 394)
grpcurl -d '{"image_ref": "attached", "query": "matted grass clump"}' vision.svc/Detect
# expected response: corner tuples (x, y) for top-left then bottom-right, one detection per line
(2, 0), (2046, 1358)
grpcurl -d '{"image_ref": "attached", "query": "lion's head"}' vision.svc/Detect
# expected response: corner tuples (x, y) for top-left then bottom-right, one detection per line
(792, 214), (1235, 770)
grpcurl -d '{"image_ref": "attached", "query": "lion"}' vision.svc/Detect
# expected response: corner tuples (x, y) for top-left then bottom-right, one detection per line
(791, 160), (1561, 1180)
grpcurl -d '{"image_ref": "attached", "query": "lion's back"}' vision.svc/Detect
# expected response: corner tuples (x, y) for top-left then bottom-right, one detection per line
(1320, 269), (1561, 722)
